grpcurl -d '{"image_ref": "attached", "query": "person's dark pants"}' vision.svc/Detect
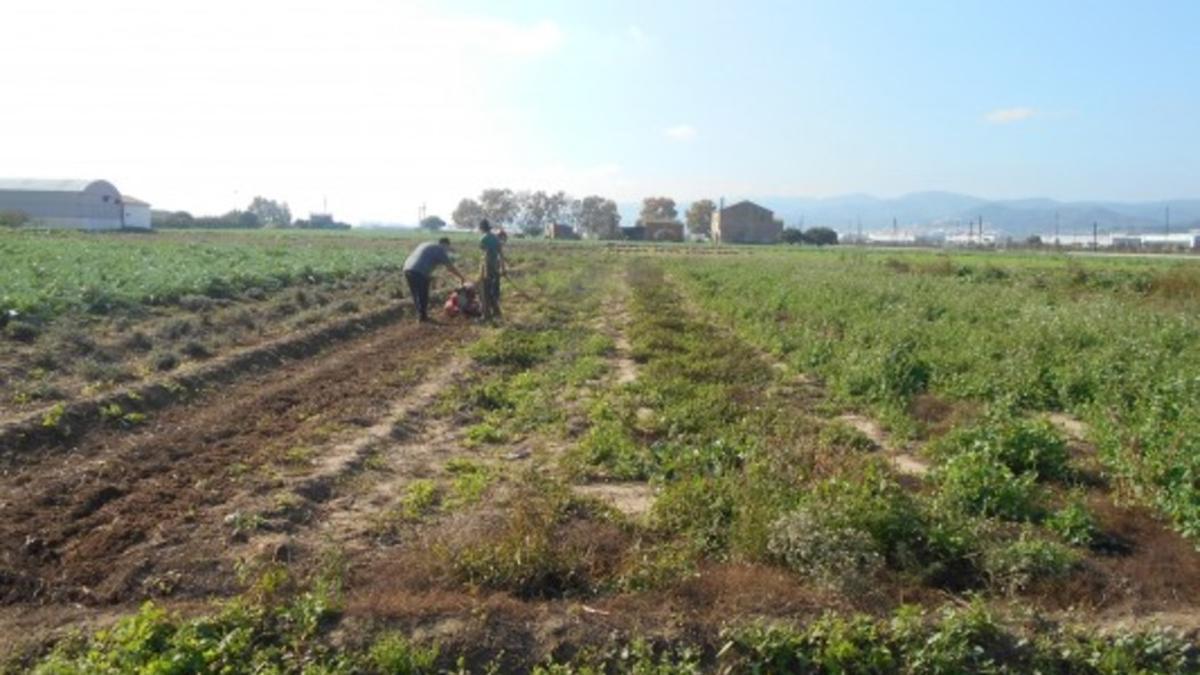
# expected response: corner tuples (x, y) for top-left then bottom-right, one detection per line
(481, 270), (502, 320)
(405, 270), (432, 320)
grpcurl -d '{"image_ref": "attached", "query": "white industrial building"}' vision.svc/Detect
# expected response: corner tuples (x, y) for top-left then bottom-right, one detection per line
(0, 178), (151, 230)
(121, 195), (152, 230)
(1040, 232), (1200, 250)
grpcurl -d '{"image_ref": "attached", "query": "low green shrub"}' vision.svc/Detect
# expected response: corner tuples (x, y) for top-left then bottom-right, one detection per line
(768, 504), (884, 594)
(1047, 496), (1098, 546)
(933, 412), (1070, 481)
(448, 481), (609, 598)
(568, 420), (649, 480)
(368, 632), (439, 674)
(469, 327), (563, 368)
(652, 475), (736, 555)
(933, 450), (1043, 521)
(981, 531), (1077, 594)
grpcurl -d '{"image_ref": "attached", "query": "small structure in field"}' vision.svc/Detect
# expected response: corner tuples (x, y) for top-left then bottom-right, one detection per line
(713, 200), (782, 244)
(0, 178), (149, 230)
(546, 223), (579, 240)
(638, 218), (684, 242)
(120, 196), (152, 230)
(294, 213), (351, 230)
(620, 226), (645, 241)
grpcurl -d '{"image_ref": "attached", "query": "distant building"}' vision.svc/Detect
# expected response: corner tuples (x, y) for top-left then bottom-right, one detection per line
(121, 195), (152, 230)
(873, 229), (916, 246)
(1035, 232), (1200, 250)
(295, 213), (350, 230)
(713, 200), (782, 244)
(1140, 233), (1200, 250)
(546, 223), (579, 240)
(620, 225), (646, 241)
(943, 231), (998, 247)
(639, 218), (684, 242)
(0, 178), (150, 230)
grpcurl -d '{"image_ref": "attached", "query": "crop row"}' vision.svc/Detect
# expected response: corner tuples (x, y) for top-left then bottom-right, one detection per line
(667, 249), (1200, 542)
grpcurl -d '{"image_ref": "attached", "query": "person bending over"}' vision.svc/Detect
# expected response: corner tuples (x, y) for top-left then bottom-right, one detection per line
(402, 237), (466, 322)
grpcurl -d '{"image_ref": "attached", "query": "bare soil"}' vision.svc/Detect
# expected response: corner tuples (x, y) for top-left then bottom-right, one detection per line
(0, 309), (474, 652)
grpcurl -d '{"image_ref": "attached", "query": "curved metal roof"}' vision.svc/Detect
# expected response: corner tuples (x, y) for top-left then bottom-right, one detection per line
(0, 178), (115, 193)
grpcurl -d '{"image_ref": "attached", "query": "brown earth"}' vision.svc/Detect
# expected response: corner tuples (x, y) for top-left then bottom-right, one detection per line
(0, 311), (475, 639)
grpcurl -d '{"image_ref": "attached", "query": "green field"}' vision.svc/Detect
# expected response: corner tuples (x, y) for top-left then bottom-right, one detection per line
(669, 249), (1200, 540)
(0, 229), (445, 319)
(5, 231), (1200, 673)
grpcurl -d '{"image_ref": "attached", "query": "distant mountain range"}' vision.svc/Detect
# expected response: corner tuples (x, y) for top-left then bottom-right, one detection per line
(621, 192), (1200, 237)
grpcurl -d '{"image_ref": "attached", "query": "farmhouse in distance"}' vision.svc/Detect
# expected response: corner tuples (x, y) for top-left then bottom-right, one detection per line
(714, 200), (782, 244)
(0, 178), (151, 231)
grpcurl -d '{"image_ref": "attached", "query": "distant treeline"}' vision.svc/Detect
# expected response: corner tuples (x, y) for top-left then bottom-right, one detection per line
(151, 196), (350, 230)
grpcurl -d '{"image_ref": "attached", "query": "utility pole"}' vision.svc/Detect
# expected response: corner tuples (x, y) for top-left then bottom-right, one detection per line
(1054, 210), (1060, 248)
(1166, 205), (1171, 238)
(1093, 221), (1098, 250)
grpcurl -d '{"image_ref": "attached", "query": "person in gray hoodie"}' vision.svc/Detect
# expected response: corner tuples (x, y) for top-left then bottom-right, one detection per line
(402, 237), (466, 322)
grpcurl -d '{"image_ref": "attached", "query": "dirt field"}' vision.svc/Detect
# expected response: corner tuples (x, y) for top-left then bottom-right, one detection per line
(3, 241), (1200, 672)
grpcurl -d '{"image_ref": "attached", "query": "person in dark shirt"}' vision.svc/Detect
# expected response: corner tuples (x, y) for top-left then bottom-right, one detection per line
(478, 220), (506, 322)
(402, 237), (466, 322)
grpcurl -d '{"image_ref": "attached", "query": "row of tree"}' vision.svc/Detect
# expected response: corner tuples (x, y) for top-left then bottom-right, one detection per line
(434, 190), (722, 239)
(439, 191), (842, 246)
(442, 189), (621, 238)
(781, 227), (839, 246)
(151, 197), (349, 230)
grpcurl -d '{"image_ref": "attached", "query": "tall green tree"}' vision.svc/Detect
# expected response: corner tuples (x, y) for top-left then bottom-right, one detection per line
(419, 215), (447, 231)
(802, 227), (839, 246)
(574, 196), (621, 239)
(517, 190), (571, 236)
(640, 196), (677, 222)
(452, 198), (485, 229)
(685, 199), (716, 237)
(479, 188), (518, 227)
(246, 196), (292, 228)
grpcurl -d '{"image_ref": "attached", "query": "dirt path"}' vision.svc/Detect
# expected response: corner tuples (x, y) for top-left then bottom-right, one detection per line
(836, 414), (931, 477)
(572, 277), (655, 517)
(0, 316), (476, 644)
(272, 352), (477, 557)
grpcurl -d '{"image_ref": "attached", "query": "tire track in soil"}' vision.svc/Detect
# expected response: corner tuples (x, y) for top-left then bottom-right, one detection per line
(263, 352), (477, 558)
(0, 318), (476, 611)
(288, 276), (655, 561)
(571, 276), (655, 518)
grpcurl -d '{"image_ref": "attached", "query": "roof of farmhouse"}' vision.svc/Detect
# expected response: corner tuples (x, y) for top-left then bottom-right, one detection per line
(722, 200), (773, 214)
(0, 178), (112, 193)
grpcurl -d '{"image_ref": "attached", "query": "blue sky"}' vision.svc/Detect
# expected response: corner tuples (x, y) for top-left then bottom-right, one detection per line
(1, 0), (1197, 221)
(468, 0), (1200, 202)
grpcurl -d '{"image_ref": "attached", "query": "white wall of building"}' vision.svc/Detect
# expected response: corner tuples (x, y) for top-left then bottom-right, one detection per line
(122, 202), (152, 229)
(0, 179), (125, 230)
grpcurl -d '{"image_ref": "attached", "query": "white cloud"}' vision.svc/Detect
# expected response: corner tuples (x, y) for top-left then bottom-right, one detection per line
(665, 124), (698, 141)
(458, 17), (564, 58)
(626, 25), (649, 46)
(984, 107), (1039, 124)
(0, 1), (567, 223)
